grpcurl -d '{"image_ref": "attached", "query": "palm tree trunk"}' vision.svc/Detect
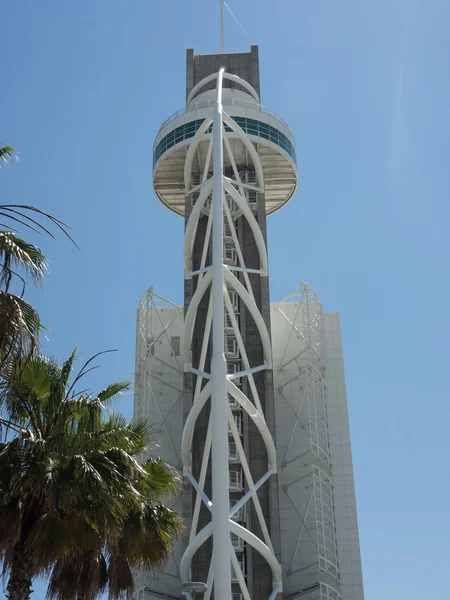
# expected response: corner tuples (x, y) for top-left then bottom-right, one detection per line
(6, 545), (33, 600)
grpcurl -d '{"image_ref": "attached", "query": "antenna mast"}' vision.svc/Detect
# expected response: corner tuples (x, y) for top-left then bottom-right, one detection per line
(220, 0), (225, 53)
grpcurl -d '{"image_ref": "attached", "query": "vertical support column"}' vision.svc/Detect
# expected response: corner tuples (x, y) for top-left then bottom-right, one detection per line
(210, 66), (232, 600)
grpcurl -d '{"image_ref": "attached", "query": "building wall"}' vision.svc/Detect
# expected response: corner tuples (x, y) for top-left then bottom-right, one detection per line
(270, 288), (364, 600)
(133, 294), (185, 599)
(186, 46), (260, 101)
(322, 314), (364, 600)
(133, 290), (364, 600)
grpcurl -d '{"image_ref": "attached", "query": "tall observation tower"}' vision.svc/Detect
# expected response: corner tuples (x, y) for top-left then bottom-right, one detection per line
(133, 44), (364, 600)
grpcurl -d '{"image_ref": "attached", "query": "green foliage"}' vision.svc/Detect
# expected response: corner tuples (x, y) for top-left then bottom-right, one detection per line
(0, 144), (75, 378)
(0, 350), (183, 599)
(0, 146), (15, 166)
(0, 142), (182, 598)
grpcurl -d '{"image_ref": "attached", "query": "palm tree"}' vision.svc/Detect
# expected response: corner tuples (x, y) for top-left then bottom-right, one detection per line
(0, 231), (46, 375)
(0, 349), (183, 600)
(0, 143), (75, 375)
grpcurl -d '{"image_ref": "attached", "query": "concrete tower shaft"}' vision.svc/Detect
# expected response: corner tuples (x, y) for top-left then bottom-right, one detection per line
(180, 50), (290, 599)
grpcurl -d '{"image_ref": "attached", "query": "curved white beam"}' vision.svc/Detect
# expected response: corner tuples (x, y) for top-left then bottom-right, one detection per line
(227, 381), (276, 469)
(223, 178), (268, 275)
(180, 375), (276, 474)
(184, 117), (213, 191)
(183, 270), (212, 364)
(184, 179), (213, 274)
(187, 72), (260, 106)
(223, 268), (272, 363)
(181, 522), (283, 595)
(181, 382), (211, 469)
(180, 522), (213, 583)
(230, 521), (282, 588)
(222, 113), (265, 189)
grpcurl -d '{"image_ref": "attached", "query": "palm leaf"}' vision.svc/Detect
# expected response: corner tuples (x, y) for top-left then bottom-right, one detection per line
(0, 291), (41, 376)
(0, 231), (47, 289)
(0, 348), (182, 599)
(0, 145), (15, 166)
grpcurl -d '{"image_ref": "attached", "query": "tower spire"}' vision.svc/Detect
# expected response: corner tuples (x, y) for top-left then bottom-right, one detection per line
(220, 0), (225, 53)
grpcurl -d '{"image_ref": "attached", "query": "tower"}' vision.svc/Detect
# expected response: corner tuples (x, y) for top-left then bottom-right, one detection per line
(133, 46), (364, 600)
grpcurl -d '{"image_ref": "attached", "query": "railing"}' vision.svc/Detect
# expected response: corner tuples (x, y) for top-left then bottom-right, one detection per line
(230, 501), (246, 521)
(155, 97), (292, 142)
(229, 468), (244, 490)
(229, 441), (239, 461)
(231, 533), (245, 551)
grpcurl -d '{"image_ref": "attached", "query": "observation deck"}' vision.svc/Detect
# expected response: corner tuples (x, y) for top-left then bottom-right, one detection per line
(152, 73), (298, 216)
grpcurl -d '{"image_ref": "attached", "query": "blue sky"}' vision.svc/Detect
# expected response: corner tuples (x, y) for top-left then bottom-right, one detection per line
(2, 1), (450, 598)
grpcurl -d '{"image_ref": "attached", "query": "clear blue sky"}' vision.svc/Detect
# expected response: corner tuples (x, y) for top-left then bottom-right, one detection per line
(2, 1), (449, 599)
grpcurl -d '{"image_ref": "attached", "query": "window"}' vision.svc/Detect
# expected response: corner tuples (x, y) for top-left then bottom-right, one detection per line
(230, 500), (245, 521)
(229, 291), (239, 313)
(229, 413), (243, 436)
(224, 336), (239, 357)
(228, 394), (240, 409)
(229, 441), (239, 460)
(146, 336), (155, 357)
(171, 336), (180, 357)
(224, 221), (234, 238)
(231, 558), (246, 582)
(227, 361), (242, 387)
(231, 532), (244, 550)
(153, 116), (297, 169)
(224, 245), (237, 265)
(224, 312), (234, 329)
(229, 469), (243, 490)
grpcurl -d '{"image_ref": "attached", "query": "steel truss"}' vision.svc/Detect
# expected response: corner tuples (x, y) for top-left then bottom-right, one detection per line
(181, 70), (281, 599)
(274, 283), (340, 600)
(134, 287), (186, 593)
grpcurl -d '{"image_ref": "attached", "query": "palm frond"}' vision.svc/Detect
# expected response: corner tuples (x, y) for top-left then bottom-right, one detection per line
(0, 290), (41, 376)
(26, 512), (75, 571)
(0, 146), (15, 166)
(0, 349), (182, 599)
(139, 458), (181, 498)
(47, 551), (107, 600)
(65, 349), (117, 400)
(0, 205), (78, 248)
(96, 381), (131, 407)
(0, 231), (46, 291)
(106, 554), (133, 600)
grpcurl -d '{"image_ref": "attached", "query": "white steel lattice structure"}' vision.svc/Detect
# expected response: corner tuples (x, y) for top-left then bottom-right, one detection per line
(272, 284), (343, 600)
(133, 45), (365, 600)
(134, 288), (184, 469)
(133, 288), (185, 596)
(180, 69), (281, 600)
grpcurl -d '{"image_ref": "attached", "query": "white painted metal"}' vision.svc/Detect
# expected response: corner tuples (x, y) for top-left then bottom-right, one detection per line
(210, 67), (232, 600)
(271, 283), (341, 599)
(180, 71), (281, 599)
(187, 72), (260, 106)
